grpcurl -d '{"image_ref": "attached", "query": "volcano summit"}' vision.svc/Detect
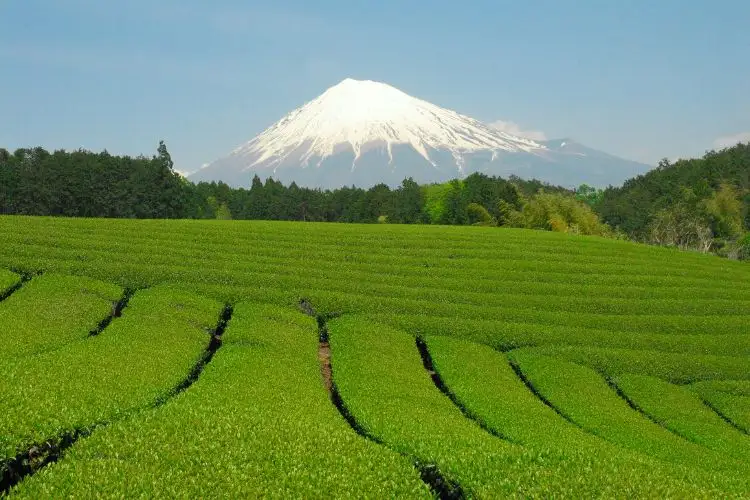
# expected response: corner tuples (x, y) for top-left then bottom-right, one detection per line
(191, 79), (649, 188)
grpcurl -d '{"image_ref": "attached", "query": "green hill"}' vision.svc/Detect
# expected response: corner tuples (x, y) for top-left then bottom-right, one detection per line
(597, 143), (750, 257)
(1, 217), (749, 497)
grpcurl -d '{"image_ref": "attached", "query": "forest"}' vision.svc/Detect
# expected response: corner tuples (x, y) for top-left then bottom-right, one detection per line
(1, 141), (749, 259)
(597, 143), (750, 259)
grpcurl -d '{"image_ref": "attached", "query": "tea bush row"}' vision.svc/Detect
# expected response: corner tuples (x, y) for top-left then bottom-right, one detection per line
(0, 269), (19, 297)
(506, 351), (750, 486)
(328, 318), (735, 497)
(613, 374), (750, 462)
(0, 274), (121, 361)
(424, 335), (744, 495)
(0, 287), (220, 469)
(11, 304), (428, 498)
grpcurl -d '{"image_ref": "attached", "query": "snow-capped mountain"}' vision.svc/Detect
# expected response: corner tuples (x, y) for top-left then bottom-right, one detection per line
(191, 78), (650, 188)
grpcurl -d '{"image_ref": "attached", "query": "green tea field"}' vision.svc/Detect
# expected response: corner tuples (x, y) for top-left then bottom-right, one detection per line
(1, 216), (749, 498)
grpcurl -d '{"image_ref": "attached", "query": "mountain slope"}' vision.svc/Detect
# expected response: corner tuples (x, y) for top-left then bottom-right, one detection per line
(191, 79), (651, 188)
(534, 139), (652, 187)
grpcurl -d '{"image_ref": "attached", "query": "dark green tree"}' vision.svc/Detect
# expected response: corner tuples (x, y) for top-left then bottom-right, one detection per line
(391, 178), (426, 224)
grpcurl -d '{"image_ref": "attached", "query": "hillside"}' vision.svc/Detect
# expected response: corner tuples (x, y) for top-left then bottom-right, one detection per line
(1, 217), (749, 497)
(597, 143), (750, 256)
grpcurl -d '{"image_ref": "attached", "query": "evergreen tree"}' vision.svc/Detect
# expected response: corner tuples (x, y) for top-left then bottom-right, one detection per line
(392, 178), (426, 224)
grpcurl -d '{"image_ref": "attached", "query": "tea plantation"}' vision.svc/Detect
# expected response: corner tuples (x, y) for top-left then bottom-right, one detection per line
(0, 216), (749, 498)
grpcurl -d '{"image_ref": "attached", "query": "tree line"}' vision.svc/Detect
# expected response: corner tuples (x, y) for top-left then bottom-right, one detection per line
(595, 143), (750, 259)
(2, 141), (749, 259)
(0, 143), (187, 218)
(0, 142), (601, 231)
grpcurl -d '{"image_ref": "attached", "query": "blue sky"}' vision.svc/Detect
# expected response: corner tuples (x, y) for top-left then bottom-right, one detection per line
(1, 0), (749, 174)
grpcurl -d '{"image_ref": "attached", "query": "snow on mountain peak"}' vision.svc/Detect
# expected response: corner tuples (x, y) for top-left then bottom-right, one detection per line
(229, 78), (546, 170)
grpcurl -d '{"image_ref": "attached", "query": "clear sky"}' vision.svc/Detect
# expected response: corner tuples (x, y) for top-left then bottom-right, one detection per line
(2, 0), (749, 173)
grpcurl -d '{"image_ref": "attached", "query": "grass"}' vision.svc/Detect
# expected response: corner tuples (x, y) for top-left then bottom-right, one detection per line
(0, 216), (750, 497)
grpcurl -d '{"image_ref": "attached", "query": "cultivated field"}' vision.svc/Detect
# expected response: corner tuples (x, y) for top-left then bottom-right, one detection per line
(1, 216), (749, 498)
